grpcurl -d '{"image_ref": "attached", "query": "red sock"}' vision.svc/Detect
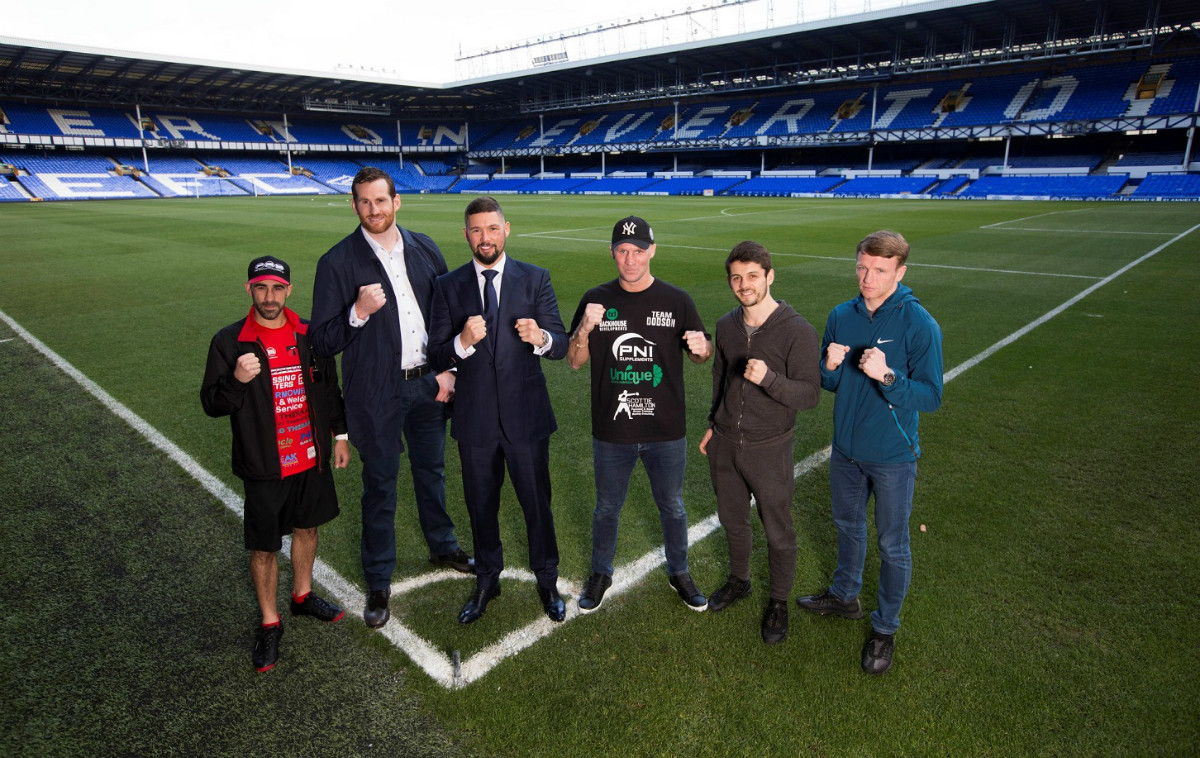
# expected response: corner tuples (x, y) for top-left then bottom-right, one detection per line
(292, 591), (310, 604)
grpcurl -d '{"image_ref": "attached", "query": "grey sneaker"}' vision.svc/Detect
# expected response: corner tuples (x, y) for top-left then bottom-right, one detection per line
(708, 576), (752, 612)
(795, 588), (863, 619)
(578, 572), (613, 613)
(668, 572), (708, 611)
(862, 630), (895, 675)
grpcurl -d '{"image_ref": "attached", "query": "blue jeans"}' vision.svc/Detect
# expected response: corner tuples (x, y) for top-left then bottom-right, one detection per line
(829, 448), (917, 635)
(590, 437), (690, 577)
(359, 373), (456, 591)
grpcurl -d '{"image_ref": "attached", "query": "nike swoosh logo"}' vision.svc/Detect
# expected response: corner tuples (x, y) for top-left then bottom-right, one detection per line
(876, 338), (894, 344)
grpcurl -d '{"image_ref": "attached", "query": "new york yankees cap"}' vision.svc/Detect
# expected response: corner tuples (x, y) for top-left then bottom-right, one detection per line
(611, 216), (654, 250)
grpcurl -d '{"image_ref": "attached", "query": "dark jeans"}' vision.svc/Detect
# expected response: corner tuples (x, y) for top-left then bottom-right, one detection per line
(590, 437), (690, 578)
(829, 447), (918, 635)
(359, 372), (457, 591)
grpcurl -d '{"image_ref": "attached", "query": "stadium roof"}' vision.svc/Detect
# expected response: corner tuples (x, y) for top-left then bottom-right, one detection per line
(1, 0), (1197, 119)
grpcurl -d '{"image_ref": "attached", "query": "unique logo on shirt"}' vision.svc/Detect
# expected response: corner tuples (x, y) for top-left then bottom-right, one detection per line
(265, 346), (278, 358)
(610, 363), (663, 387)
(646, 310), (675, 328)
(611, 333), (655, 362)
(876, 338), (894, 345)
(281, 453), (299, 466)
(613, 389), (656, 419)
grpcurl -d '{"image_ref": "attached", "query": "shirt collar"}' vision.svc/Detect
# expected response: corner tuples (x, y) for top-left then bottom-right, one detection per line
(360, 224), (403, 256)
(472, 253), (506, 279)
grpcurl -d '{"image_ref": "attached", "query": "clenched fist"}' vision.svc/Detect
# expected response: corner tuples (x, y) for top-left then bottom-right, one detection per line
(743, 358), (768, 385)
(354, 283), (386, 320)
(460, 314), (488, 349)
(825, 342), (850, 371)
(234, 353), (261, 383)
(683, 330), (709, 358)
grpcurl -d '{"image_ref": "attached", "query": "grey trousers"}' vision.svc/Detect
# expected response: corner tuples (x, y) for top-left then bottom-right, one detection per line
(707, 434), (798, 602)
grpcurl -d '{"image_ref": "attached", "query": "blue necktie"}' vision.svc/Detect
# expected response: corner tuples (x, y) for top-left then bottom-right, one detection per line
(482, 269), (498, 334)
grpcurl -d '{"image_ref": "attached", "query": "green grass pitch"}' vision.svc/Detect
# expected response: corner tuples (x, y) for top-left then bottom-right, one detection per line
(2, 194), (1198, 757)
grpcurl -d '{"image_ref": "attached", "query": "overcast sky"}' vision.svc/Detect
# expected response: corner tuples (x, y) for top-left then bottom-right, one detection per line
(3, 0), (888, 84)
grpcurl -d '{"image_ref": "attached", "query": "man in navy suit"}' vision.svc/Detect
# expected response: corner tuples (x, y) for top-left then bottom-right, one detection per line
(310, 167), (472, 630)
(429, 196), (569, 624)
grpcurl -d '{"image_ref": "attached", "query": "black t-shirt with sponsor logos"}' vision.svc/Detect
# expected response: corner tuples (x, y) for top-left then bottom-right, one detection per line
(570, 278), (707, 444)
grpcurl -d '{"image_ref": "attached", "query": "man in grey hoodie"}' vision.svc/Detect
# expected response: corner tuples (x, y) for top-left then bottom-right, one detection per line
(700, 240), (821, 644)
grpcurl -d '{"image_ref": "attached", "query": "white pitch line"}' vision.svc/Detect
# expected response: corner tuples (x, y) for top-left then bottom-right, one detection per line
(943, 222), (1200, 382)
(981, 208), (1174, 235)
(983, 226), (1174, 236)
(521, 234), (1105, 280)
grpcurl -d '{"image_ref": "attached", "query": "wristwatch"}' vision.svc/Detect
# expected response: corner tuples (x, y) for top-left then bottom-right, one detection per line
(881, 370), (896, 387)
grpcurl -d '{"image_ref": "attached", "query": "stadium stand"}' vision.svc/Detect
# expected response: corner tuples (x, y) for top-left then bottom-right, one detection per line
(831, 176), (939, 196)
(957, 174), (1128, 198)
(0, 174), (28, 201)
(1131, 173), (1200, 198)
(726, 176), (843, 196)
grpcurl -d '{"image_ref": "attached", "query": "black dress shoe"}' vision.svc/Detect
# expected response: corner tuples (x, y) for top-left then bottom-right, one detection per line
(429, 548), (475, 574)
(364, 589), (390, 629)
(458, 580), (501, 624)
(538, 584), (565, 623)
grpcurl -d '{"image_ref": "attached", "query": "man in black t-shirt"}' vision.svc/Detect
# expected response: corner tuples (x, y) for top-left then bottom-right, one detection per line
(567, 216), (712, 613)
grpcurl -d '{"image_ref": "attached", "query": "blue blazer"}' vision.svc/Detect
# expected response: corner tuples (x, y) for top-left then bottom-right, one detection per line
(428, 256), (568, 446)
(309, 225), (448, 458)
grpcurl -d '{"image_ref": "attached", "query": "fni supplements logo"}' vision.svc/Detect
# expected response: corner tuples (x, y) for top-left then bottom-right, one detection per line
(611, 333), (655, 362)
(610, 363), (663, 387)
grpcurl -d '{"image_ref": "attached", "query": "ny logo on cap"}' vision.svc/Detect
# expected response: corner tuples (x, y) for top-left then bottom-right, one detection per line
(623, 221), (638, 236)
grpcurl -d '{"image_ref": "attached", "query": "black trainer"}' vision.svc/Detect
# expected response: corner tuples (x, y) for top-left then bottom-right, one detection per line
(708, 576), (752, 612)
(761, 600), (789, 645)
(795, 588), (863, 619)
(429, 548), (475, 574)
(252, 621), (283, 672)
(578, 573), (613, 613)
(668, 572), (708, 611)
(289, 592), (345, 623)
(862, 630), (895, 675)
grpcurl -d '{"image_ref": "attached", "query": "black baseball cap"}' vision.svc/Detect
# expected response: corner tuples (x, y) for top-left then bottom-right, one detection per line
(247, 255), (290, 285)
(611, 216), (654, 250)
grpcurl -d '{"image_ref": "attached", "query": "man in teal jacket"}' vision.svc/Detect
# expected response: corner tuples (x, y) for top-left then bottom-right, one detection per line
(797, 230), (943, 675)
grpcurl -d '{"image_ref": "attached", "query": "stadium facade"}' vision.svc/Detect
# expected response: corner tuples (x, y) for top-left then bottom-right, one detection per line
(1, 0), (1198, 202)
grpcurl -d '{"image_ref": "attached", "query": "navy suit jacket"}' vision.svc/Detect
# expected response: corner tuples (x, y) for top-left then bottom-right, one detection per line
(428, 256), (567, 446)
(309, 225), (448, 458)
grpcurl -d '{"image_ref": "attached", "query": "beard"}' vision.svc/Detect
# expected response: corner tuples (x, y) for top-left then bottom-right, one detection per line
(737, 288), (765, 307)
(254, 301), (283, 321)
(472, 243), (503, 266)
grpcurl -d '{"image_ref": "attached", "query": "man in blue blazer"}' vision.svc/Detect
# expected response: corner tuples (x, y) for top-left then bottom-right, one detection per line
(310, 167), (472, 630)
(429, 196), (569, 624)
